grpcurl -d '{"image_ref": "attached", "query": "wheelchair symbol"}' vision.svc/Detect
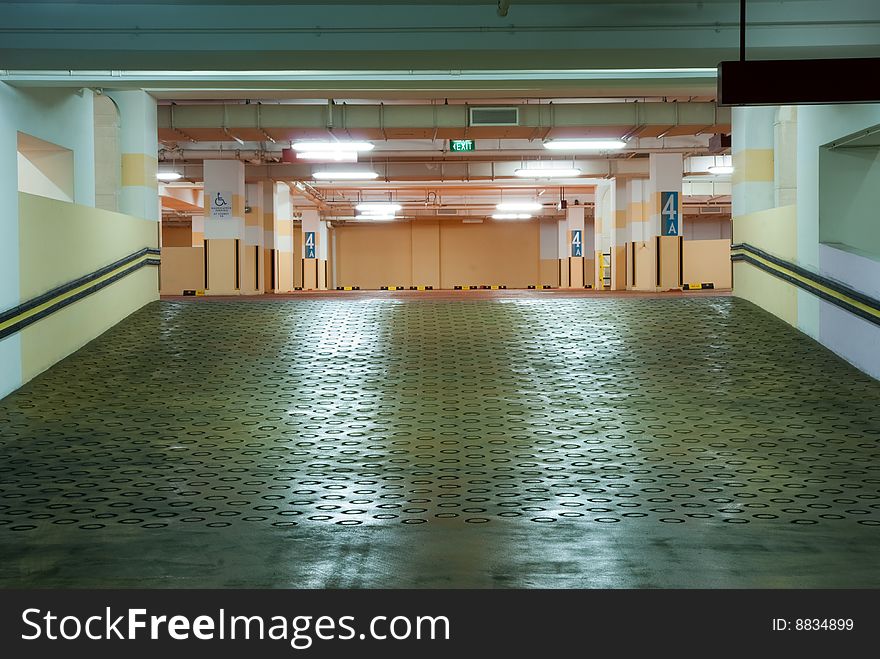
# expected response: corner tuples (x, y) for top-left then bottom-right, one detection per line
(214, 193), (228, 207)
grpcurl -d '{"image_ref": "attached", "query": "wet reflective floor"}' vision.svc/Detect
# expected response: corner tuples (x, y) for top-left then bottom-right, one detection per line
(1, 292), (879, 587)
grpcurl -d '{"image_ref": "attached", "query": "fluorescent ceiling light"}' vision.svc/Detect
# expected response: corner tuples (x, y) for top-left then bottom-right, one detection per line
(312, 171), (379, 180)
(514, 167), (581, 178)
(496, 201), (542, 211)
(156, 171), (183, 181)
(293, 141), (374, 152)
(357, 213), (396, 221)
(296, 151), (358, 162)
(356, 203), (402, 213)
(707, 165), (735, 175)
(543, 139), (627, 150)
(492, 213), (532, 220)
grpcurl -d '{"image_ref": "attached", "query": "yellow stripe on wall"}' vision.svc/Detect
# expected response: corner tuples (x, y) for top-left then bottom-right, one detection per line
(732, 248), (880, 321)
(0, 253), (157, 334)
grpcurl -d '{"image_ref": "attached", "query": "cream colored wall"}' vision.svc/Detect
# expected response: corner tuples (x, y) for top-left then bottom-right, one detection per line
(160, 246), (204, 295)
(17, 192), (158, 382)
(19, 192), (157, 298)
(683, 239), (732, 288)
(734, 261), (798, 326)
(439, 219), (539, 289)
(733, 204), (797, 260)
(732, 204), (798, 325)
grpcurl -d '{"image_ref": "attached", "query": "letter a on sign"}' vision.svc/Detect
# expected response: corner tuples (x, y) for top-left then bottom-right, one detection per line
(661, 191), (679, 236)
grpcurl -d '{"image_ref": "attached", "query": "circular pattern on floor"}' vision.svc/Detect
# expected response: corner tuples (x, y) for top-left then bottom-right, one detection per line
(0, 295), (879, 530)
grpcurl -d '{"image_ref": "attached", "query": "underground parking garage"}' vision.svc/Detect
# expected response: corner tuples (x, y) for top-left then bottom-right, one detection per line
(1, 0), (879, 653)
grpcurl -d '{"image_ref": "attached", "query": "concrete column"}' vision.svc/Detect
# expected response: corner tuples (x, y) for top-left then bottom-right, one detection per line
(242, 182), (264, 294)
(260, 183), (275, 293)
(273, 182), (294, 292)
(626, 179), (649, 289)
(732, 105), (776, 216)
(106, 90), (158, 221)
(564, 204), (585, 288)
(203, 159), (245, 295)
(612, 179), (628, 290)
(774, 106), (798, 208)
(301, 209), (329, 290)
(593, 181), (615, 290)
(648, 152), (683, 290)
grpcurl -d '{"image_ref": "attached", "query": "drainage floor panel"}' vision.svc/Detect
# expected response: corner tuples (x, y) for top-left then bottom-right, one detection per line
(1, 293), (878, 587)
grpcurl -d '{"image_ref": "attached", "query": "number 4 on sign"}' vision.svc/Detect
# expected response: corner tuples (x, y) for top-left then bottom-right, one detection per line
(571, 229), (583, 257)
(661, 191), (679, 236)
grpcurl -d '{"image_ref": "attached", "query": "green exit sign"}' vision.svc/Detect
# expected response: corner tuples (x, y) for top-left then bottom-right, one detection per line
(450, 139), (475, 152)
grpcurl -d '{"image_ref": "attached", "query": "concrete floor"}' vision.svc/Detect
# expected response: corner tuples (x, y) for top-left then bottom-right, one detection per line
(1, 291), (878, 587)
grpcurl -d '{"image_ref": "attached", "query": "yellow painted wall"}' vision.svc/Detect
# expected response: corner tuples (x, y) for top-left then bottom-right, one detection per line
(160, 246), (204, 295)
(17, 192), (159, 382)
(683, 239), (732, 289)
(439, 220), (539, 288)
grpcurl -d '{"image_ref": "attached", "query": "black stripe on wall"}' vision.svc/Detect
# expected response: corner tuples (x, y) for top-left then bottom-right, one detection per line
(0, 256), (160, 341)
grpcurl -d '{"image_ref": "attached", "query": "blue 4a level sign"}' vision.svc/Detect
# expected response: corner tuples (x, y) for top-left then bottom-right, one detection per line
(661, 191), (680, 236)
(571, 229), (583, 257)
(304, 231), (316, 258)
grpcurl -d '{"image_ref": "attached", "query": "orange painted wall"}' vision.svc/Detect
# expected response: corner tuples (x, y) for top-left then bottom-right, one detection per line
(439, 219), (539, 289)
(161, 224), (192, 247)
(683, 239), (732, 288)
(334, 219), (539, 289)
(336, 222), (412, 289)
(160, 246), (204, 295)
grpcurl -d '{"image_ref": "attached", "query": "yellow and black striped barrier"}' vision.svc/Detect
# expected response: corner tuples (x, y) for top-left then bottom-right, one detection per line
(380, 286), (406, 290)
(731, 243), (880, 326)
(0, 248), (160, 341)
(335, 286), (361, 291)
(682, 282), (715, 290)
(408, 286), (434, 291)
